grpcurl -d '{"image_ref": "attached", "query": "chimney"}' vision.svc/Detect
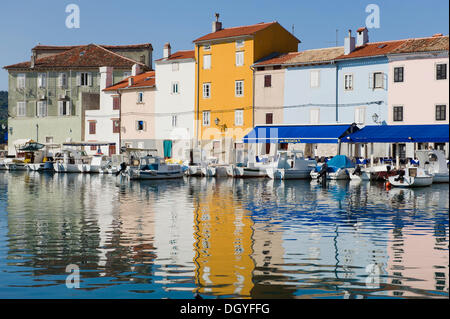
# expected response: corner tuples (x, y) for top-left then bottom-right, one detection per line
(128, 77), (134, 86)
(30, 50), (37, 68)
(432, 33), (444, 37)
(99, 66), (113, 90)
(132, 64), (141, 76)
(344, 29), (356, 55)
(356, 27), (369, 46)
(163, 42), (171, 59)
(212, 13), (222, 32)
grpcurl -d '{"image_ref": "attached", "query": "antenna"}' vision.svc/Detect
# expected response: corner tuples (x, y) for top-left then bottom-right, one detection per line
(326, 29), (339, 47)
(292, 24), (295, 35)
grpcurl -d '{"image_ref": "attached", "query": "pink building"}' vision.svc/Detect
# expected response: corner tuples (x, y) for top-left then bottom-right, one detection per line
(104, 70), (156, 150)
(387, 35), (449, 157)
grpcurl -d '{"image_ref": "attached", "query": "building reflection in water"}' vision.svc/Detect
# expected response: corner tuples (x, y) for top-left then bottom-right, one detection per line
(1, 171), (448, 298)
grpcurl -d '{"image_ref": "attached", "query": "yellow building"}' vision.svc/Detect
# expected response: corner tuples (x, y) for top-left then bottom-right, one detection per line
(193, 16), (300, 150)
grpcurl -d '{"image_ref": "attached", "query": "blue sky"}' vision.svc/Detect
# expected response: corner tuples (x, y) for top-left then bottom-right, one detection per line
(0, 0), (448, 90)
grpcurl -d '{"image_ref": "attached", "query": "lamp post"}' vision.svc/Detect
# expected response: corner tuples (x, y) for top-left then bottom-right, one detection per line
(36, 124), (39, 142)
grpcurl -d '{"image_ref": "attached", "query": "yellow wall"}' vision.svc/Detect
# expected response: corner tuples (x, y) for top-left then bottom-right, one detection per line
(195, 23), (299, 142)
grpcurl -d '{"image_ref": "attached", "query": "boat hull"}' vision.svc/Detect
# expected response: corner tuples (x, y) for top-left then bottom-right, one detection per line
(267, 168), (311, 180)
(128, 170), (184, 180)
(233, 167), (267, 178)
(54, 163), (82, 173)
(388, 176), (433, 187)
(432, 172), (449, 183)
(27, 162), (54, 171)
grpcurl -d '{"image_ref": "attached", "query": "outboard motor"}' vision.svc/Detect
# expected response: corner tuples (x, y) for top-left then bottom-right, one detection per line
(353, 165), (362, 176)
(317, 163), (328, 180)
(115, 162), (127, 176)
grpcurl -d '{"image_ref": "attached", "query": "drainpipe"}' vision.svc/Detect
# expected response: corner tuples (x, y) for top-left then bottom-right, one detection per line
(335, 62), (339, 122)
(196, 44), (200, 148)
(250, 65), (255, 128)
(118, 90), (122, 153)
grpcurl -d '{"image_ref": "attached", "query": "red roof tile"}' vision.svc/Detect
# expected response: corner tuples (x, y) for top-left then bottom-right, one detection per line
(335, 40), (407, 60)
(155, 50), (195, 62)
(193, 22), (280, 42)
(389, 35), (448, 54)
(32, 43), (153, 51)
(104, 71), (155, 91)
(4, 44), (149, 70)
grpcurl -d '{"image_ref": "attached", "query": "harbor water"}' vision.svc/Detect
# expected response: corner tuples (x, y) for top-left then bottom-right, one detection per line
(0, 171), (448, 299)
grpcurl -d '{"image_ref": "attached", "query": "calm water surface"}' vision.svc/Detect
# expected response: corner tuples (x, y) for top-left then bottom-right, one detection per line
(0, 171), (448, 299)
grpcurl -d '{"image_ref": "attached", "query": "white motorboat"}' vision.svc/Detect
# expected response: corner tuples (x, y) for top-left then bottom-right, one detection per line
(415, 150), (449, 183)
(4, 160), (28, 171)
(266, 151), (316, 180)
(388, 167), (433, 188)
(25, 143), (59, 172)
(233, 154), (279, 178)
(89, 155), (113, 173)
(310, 155), (355, 180)
(54, 149), (90, 173)
(125, 153), (184, 180)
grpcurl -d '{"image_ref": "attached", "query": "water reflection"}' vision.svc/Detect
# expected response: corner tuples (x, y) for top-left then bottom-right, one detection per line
(0, 171), (448, 299)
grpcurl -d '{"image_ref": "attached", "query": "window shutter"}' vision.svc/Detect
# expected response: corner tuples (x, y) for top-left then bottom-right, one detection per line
(58, 74), (63, 87)
(76, 73), (81, 86)
(67, 101), (72, 116)
(368, 73), (373, 89)
(88, 73), (93, 86)
(58, 101), (63, 116)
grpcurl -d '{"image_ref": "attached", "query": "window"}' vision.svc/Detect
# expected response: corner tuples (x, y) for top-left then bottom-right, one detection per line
(113, 120), (120, 133)
(203, 54), (211, 69)
(109, 145), (116, 156)
(46, 137), (53, 143)
(17, 101), (26, 117)
(235, 51), (244, 66)
(77, 72), (92, 86)
(264, 74), (272, 87)
(58, 73), (67, 88)
(436, 105), (446, 121)
(172, 62), (179, 71)
(171, 82), (179, 94)
(58, 101), (71, 116)
(310, 70), (320, 88)
(394, 67), (404, 82)
(171, 115), (177, 127)
(17, 74), (26, 89)
(112, 96), (120, 110)
(235, 109), (244, 126)
(354, 107), (365, 124)
(136, 120), (145, 131)
(436, 63), (447, 80)
(90, 145), (97, 151)
(344, 74), (353, 90)
(310, 109), (319, 124)
(89, 121), (96, 134)
(236, 40), (244, 48)
(37, 73), (47, 88)
(137, 92), (144, 103)
(203, 83), (211, 98)
(202, 111), (210, 126)
(235, 80), (244, 97)
(393, 106), (403, 122)
(265, 113), (273, 124)
(373, 72), (384, 89)
(36, 101), (47, 117)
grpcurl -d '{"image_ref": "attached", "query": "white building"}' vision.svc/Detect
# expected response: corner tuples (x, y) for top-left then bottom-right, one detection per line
(154, 43), (196, 161)
(84, 66), (120, 155)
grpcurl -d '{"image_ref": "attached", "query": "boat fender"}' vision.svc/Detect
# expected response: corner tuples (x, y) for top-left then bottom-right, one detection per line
(385, 181), (391, 190)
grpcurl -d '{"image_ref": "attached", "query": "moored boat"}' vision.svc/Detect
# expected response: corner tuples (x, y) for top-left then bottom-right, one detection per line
(388, 167), (433, 188)
(266, 151), (316, 180)
(415, 149), (449, 183)
(310, 155), (355, 180)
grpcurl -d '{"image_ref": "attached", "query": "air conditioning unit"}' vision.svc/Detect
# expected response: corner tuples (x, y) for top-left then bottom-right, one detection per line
(39, 94), (46, 100)
(59, 94), (67, 100)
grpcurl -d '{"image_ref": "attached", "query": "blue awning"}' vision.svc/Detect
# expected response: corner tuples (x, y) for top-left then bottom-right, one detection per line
(243, 124), (359, 144)
(343, 124), (449, 143)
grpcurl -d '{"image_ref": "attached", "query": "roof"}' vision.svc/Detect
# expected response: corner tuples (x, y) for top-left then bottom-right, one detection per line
(335, 39), (407, 60)
(104, 71), (155, 91)
(243, 124), (359, 144)
(343, 124), (449, 143)
(155, 50), (195, 62)
(254, 47), (345, 67)
(32, 43), (153, 51)
(4, 44), (149, 70)
(389, 35), (449, 54)
(193, 21), (299, 43)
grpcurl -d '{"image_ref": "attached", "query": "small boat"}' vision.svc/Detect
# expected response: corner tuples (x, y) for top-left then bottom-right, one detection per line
(266, 151), (316, 180)
(310, 155), (355, 180)
(25, 143), (60, 172)
(348, 165), (371, 181)
(4, 159), (28, 171)
(54, 149), (90, 173)
(89, 155), (113, 173)
(124, 150), (184, 180)
(388, 167), (433, 188)
(415, 149), (449, 183)
(233, 154), (279, 178)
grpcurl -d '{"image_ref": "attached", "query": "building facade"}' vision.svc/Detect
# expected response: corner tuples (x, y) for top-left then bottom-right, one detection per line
(105, 71), (157, 150)
(193, 16), (299, 161)
(155, 45), (196, 161)
(4, 43), (152, 155)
